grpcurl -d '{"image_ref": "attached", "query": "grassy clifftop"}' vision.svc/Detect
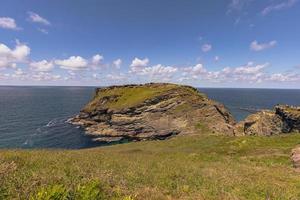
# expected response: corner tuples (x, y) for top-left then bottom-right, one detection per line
(72, 83), (236, 142)
(83, 83), (205, 112)
(1, 134), (300, 199)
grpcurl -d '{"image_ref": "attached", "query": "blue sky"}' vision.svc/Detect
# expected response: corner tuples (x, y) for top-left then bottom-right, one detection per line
(0, 0), (300, 88)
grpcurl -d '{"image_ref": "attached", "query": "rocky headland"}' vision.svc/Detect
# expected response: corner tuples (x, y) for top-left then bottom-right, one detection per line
(71, 83), (236, 142)
(235, 105), (300, 136)
(71, 83), (300, 143)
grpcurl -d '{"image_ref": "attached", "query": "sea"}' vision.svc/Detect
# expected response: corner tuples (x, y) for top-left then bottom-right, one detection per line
(0, 86), (300, 149)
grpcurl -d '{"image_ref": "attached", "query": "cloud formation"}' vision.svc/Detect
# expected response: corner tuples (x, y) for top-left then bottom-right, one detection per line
(0, 41), (30, 69)
(130, 57), (149, 73)
(180, 62), (272, 84)
(28, 12), (51, 25)
(113, 59), (122, 69)
(250, 40), (277, 51)
(201, 44), (212, 52)
(0, 41), (299, 86)
(227, 0), (251, 13)
(37, 28), (48, 34)
(262, 0), (298, 15)
(55, 56), (88, 70)
(0, 17), (19, 30)
(140, 64), (177, 77)
(30, 60), (54, 72)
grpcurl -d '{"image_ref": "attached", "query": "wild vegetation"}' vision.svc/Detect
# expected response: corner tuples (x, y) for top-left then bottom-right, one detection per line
(2, 84), (300, 199)
(1, 133), (300, 199)
(83, 83), (180, 112)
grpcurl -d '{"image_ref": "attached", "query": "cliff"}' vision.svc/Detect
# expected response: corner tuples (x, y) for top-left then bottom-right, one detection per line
(235, 105), (300, 136)
(71, 83), (236, 142)
(71, 83), (300, 141)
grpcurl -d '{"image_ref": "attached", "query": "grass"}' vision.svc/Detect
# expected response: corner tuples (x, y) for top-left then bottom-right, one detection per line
(1, 134), (300, 199)
(195, 123), (210, 133)
(83, 83), (208, 112)
(84, 84), (178, 111)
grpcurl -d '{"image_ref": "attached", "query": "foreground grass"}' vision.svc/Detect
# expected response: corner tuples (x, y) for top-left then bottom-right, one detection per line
(1, 134), (300, 199)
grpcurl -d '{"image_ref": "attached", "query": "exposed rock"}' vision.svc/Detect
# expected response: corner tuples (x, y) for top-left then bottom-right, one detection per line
(235, 105), (300, 136)
(71, 83), (236, 142)
(291, 146), (300, 170)
(275, 105), (300, 133)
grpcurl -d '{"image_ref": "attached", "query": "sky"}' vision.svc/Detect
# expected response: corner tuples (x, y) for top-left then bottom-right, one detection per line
(0, 0), (300, 88)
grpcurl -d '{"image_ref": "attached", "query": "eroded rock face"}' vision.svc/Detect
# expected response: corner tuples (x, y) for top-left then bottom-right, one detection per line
(276, 105), (300, 133)
(235, 105), (300, 136)
(71, 83), (236, 142)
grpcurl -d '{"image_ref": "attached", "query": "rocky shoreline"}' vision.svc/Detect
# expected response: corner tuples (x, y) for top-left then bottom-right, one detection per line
(235, 105), (300, 136)
(70, 83), (300, 143)
(70, 83), (236, 142)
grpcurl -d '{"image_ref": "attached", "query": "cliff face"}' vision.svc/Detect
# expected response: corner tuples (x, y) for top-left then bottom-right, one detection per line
(71, 83), (300, 141)
(71, 83), (236, 142)
(235, 105), (300, 136)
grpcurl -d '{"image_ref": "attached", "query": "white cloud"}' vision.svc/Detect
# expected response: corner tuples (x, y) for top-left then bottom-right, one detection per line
(250, 40), (277, 51)
(130, 57), (149, 72)
(0, 41), (30, 69)
(37, 28), (48, 34)
(228, 0), (244, 11)
(55, 56), (88, 70)
(32, 72), (61, 81)
(180, 62), (270, 84)
(0, 17), (19, 30)
(92, 54), (103, 65)
(234, 62), (269, 74)
(106, 73), (127, 81)
(11, 68), (27, 80)
(28, 12), (51, 25)
(262, 0), (298, 15)
(12, 41), (31, 61)
(201, 44), (212, 52)
(113, 59), (122, 69)
(267, 72), (300, 82)
(30, 60), (54, 72)
(140, 64), (177, 77)
(227, 0), (252, 14)
(183, 64), (207, 76)
(14, 68), (24, 75)
(217, 62), (269, 83)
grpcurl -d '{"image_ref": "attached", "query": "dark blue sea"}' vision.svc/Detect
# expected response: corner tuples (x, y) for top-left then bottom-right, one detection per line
(0, 86), (300, 149)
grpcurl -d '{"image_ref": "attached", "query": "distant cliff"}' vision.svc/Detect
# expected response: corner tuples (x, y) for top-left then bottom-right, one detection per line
(235, 105), (300, 136)
(71, 83), (236, 142)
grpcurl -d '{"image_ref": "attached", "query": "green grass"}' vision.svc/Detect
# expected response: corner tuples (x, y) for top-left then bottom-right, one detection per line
(171, 103), (193, 114)
(83, 83), (208, 112)
(195, 122), (210, 133)
(84, 84), (178, 111)
(1, 134), (300, 199)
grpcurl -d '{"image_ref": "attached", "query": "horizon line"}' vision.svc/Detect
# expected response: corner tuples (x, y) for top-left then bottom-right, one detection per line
(0, 84), (300, 90)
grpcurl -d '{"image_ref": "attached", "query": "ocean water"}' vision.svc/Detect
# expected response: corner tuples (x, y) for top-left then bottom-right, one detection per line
(0, 86), (300, 149)
(0, 86), (97, 149)
(200, 88), (300, 121)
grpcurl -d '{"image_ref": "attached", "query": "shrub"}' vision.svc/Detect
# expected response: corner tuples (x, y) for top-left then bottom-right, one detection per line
(30, 185), (69, 200)
(73, 181), (106, 200)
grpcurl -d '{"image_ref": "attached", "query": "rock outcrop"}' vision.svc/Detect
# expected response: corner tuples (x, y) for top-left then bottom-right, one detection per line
(71, 83), (236, 142)
(235, 105), (300, 136)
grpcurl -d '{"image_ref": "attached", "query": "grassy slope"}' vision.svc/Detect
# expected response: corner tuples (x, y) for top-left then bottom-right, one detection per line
(83, 83), (206, 112)
(1, 134), (300, 199)
(83, 84), (178, 112)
